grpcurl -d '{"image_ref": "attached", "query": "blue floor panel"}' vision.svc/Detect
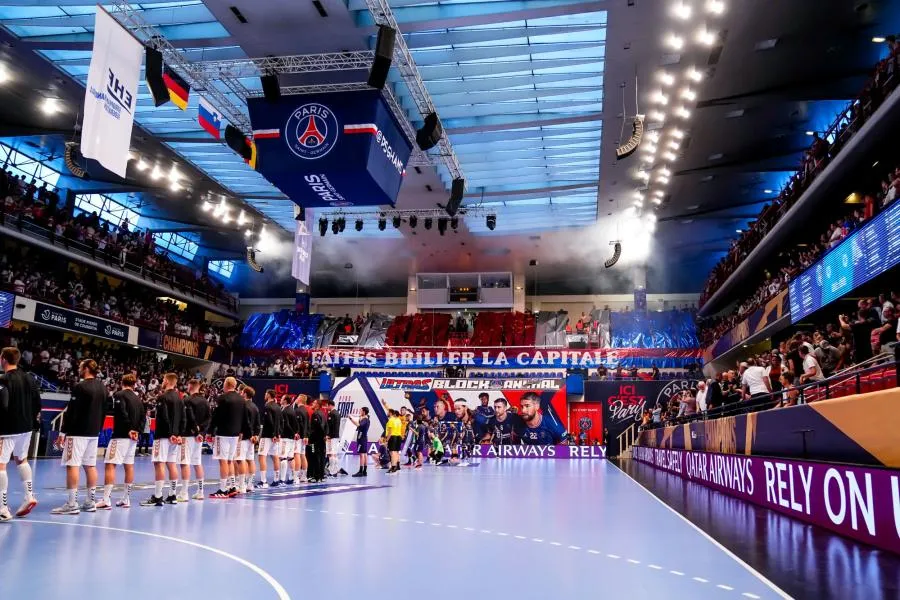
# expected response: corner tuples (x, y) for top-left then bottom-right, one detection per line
(0, 457), (788, 599)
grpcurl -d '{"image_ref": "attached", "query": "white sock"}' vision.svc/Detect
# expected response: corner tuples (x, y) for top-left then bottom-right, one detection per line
(88, 487), (97, 504)
(219, 479), (228, 491)
(154, 480), (164, 498)
(176, 480), (185, 497)
(0, 471), (8, 508)
(17, 462), (34, 501)
(67, 488), (77, 505)
(290, 470), (296, 481)
(124, 483), (133, 501)
(238, 474), (245, 490)
(279, 461), (288, 481)
(169, 480), (177, 497)
(260, 470), (267, 484)
(103, 484), (114, 503)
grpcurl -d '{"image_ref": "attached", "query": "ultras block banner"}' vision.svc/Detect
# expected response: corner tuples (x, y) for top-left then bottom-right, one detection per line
(331, 376), (569, 444)
(248, 90), (412, 208)
(633, 446), (900, 555)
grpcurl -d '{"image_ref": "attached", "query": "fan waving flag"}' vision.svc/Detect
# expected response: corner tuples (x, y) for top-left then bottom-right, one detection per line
(163, 66), (190, 110)
(197, 97), (221, 139)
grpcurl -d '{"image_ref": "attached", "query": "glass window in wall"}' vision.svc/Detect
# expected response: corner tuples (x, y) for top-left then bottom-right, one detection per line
(209, 260), (234, 279)
(153, 231), (198, 261)
(74, 193), (141, 230)
(0, 142), (62, 189)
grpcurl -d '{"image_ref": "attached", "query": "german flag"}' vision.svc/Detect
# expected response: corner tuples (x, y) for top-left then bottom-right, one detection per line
(163, 67), (190, 110)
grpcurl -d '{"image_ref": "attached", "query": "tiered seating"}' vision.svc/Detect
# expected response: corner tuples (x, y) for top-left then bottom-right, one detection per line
(385, 313), (451, 346)
(802, 364), (897, 402)
(470, 311), (535, 346)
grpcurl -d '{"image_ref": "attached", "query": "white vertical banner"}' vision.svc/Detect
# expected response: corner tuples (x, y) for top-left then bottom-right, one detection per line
(80, 8), (143, 178)
(292, 208), (313, 286)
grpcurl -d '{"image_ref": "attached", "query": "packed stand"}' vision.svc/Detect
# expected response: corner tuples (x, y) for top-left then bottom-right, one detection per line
(220, 356), (325, 379)
(644, 293), (898, 429)
(698, 40), (900, 309)
(0, 170), (236, 311)
(697, 158), (900, 348)
(0, 245), (236, 346)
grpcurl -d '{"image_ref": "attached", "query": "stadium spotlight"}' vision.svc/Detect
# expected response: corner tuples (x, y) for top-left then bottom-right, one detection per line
(450, 217), (458, 230)
(486, 215), (496, 231)
(409, 215), (417, 229)
(424, 217), (433, 230)
(378, 215), (386, 231)
(604, 241), (622, 269)
(355, 219), (364, 232)
(392, 215), (402, 229)
(337, 217), (346, 233)
(331, 219), (340, 235)
(437, 217), (448, 236)
(318, 217), (328, 236)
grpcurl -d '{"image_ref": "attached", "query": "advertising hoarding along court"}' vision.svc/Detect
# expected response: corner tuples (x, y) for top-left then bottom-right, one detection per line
(633, 445), (900, 555)
(248, 90), (412, 208)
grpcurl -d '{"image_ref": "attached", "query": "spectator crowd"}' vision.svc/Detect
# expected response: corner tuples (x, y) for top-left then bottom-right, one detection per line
(698, 39), (900, 317)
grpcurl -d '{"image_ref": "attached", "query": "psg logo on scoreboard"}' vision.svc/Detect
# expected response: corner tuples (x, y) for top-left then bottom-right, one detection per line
(286, 103), (339, 160)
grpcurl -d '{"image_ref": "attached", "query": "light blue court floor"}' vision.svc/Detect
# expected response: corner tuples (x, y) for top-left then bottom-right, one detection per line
(0, 457), (790, 599)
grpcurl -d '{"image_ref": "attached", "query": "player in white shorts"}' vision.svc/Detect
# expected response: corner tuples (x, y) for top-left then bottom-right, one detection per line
(97, 374), (145, 509)
(0, 347), (42, 522)
(180, 379), (211, 501)
(292, 395), (310, 483)
(141, 373), (184, 507)
(279, 395), (300, 485)
(256, 389), (282, 488)
(210, 377), (243, 498)
(52, 359), (107, 515)
(236, 386), (260, 494)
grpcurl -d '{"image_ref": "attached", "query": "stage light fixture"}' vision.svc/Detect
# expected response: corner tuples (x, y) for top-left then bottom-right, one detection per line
(378, 215), (386, 231)
(696, 28), (717, 46)
(665, 34), (684, 50)
(657, 71), (675, 86)
(331, 219), (340, 235)
(671, 1), (691, 20)
(686, 67), (703, 82)
(486, 215), (496, 231)
(392, 215), (402, 229)
(355, 219), (364, 232)
(409, 215), (417, 229)
(201, 200), (212, 212)
(337, 217), (346, 233)
(450, 217), (458, 230)
(319, 217), (328, 236)
(424, 217), (433, 230)
(41, 97), (60, 115)
(706, 0), (725, 15)
(437, 217), (448, 236)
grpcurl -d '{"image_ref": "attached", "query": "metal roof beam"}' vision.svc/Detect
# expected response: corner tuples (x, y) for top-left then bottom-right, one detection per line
(195, 51), (375, 78)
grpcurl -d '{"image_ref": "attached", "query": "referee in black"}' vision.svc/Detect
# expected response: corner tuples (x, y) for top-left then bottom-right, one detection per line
(306, 397), (326, 483)
(0, 347), (42, 521)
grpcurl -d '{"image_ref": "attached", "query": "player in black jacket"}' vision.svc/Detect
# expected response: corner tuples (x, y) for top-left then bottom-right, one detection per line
(97, 373), (145, 510)
(279, 395), (299, 485)
(292, 394), (310, 483)
(257, 389), (283, 489)
(180, 378), (210, 501)
(306, 397), (326, 482)
(210, 377), (244, 498)
(0, 346), (42, 521)
(141, 373), (184, 507)
(52, 359), (108, 515)
(237, 386), (260, 494)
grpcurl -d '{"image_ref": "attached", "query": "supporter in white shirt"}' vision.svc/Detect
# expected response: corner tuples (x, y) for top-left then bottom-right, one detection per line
(742, 359), (772, 398)
(799, 346), (825, 383)
(695, 381), (708, 412)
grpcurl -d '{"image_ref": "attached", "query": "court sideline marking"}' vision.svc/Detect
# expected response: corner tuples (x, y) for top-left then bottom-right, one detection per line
(610, 460), (793, 600)
(17, 520), (291, 600)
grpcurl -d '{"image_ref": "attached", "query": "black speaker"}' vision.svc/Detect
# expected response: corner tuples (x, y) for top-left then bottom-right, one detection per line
(416, 112), (442, 151)
(368, 25), (396, 89)
(260, 72), (280, 103)
(444, 177), (464, 217)
(145, 46), (169, 107)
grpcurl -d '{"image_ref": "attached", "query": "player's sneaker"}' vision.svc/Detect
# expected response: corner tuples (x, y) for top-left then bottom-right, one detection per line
(15, 498), (38, 517)
(338, 468), (349, 476)
(176, 495), (189, 503)
(164, 495), (178, 505)
(140, 495), (164, 507)
(81, 500), (97, 513)
(210, 489), (229, 499)
(95, 499), (112, 510)
(227, 488), (240, 498)
(284, 478), (294, 485)
(270, 480), (282, 487)
(191, 491), (205, 501)
(115, 498), (131, 508)
(50, 501), (80, 515)
(0, 506), (12, 522)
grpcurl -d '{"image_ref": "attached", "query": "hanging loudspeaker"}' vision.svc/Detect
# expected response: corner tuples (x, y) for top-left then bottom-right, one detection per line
(260, 72), (281, 103)
(367, 25), (396, 90)
(145, 46), (169, 107)
(445, 178), (465, 217)
(616, 115), (645, 160)
(604, 241), (622, 268)
(416, 112), (443, 151)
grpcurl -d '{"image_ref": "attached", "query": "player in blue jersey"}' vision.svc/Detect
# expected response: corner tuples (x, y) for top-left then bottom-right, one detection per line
(433, 399), (457, 464)
(489, 398), (523, 446)
(458, 409), (476, 466)
(473, 392), (495, 442)
(517, 392), (565, 445)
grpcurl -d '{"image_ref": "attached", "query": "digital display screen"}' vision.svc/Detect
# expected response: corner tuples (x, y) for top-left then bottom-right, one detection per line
(0, 291), (14, 329)
(789, 200), (900, 323)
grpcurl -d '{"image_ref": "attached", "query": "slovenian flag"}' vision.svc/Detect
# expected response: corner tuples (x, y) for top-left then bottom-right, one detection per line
(163, 66), (190, 110)
(197, 97), (221, 139)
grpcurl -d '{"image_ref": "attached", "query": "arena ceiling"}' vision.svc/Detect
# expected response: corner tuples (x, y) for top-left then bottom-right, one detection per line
(0, 0), (898, 295)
